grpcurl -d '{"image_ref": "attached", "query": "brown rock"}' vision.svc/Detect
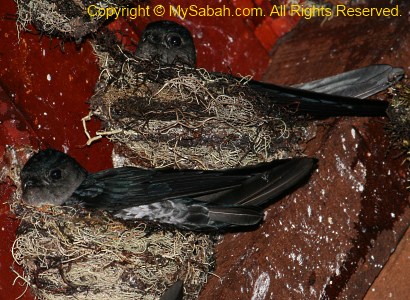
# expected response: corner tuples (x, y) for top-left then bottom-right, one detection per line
(364, 225), (410, 300)
(199, 2), (410, 299)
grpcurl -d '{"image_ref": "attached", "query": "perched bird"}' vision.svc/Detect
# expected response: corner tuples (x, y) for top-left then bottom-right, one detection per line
(135, 20), (196, 66)
(135, 20), (404, 118)
(20, 149), (316, 231)
(90, 21), (404, 170)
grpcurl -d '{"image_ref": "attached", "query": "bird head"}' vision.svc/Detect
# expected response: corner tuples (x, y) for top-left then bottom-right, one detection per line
(20, 149), (87, 206)
(135, 20), (196, 66)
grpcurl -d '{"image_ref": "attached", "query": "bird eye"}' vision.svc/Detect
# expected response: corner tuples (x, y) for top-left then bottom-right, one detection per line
(23, 180), (34, 189)
(50, 169), (62, 180)
(167, 34), (182, 47)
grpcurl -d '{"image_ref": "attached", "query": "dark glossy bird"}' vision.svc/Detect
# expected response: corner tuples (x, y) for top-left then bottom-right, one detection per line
(20, 149), (316, 231)
(135, 20), (196, 66)
(135, 20), (404, 118)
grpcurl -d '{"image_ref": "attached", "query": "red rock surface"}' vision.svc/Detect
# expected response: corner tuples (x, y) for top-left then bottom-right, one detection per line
(364, 225), (410, 300)
(1, 0), (409, 299)
(0, 2), (112, 172)
(0, 2), (111, 298)
(0, 87), (39, 300)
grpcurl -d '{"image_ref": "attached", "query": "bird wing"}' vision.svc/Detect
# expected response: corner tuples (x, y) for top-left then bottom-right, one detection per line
(210, 157), (317, 206)
(73, 166), (248, 209)
(180, 157), (316, 229)
(72, 158), (316, 211)
(293, 64), (404, 98)
(248, 65), (404, 118)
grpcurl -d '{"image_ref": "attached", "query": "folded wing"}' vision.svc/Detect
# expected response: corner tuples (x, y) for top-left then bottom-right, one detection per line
(74, 158), (316, 230)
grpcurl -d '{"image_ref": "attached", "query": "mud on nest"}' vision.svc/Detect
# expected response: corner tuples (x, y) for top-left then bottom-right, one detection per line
(5, 148), (215, 300)
(15, 0), (135, 40)
(85, 36), (306, 170)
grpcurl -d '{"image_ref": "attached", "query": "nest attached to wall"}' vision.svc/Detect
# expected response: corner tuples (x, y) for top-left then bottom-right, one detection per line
(84, 35), (305, 170)
(386, 81), (410, 173)
(5, 148), (215, 300)
(14, 0), (135, 40)
(12, 205), (214, 300)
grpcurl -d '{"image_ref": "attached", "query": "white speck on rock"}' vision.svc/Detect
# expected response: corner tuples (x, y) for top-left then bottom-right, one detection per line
(335, 155), (366, 192)
(251, 272), (270, 300)
(47, 74), (52, 81)
(310, 285), (317, 296)
(297, 254), (303, 266)
(62, 145), (69, 153)
(351, 128), (356, 139)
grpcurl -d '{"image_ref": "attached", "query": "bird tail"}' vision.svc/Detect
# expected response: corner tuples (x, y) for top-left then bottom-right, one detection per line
(249, 65), (404, 118)
(293, 64), (404, 98)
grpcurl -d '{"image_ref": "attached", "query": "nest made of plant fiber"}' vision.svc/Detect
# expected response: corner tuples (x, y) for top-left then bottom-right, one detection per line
(4, 147), (215, 300)
(85, 38), (306, 170)
(14, 0), (135, 40)
(386, 80), (410, 168)
(11, 203), (215, 300)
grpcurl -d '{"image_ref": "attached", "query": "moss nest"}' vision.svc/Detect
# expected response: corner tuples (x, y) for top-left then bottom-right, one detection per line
(386, 80), (410, 171)
(14, 0), (135, 40)
(84, 34), (306, 170)
(11, 204), (215, 300)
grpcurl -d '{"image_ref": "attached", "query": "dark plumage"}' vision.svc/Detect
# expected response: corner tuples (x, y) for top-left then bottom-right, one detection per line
(135, 20), (404, 118)
(160, 280), (183, 300)
(135, 20), (196, 66)
(21, 149), (317, 231)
